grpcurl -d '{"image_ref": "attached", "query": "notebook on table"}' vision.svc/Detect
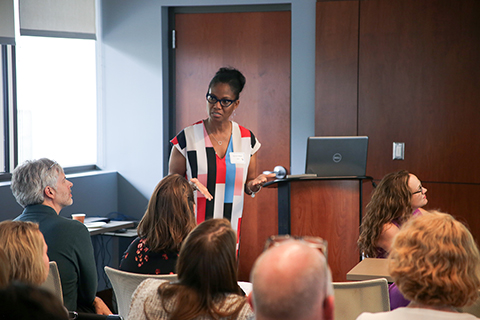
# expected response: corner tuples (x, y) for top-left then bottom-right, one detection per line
(305, 136), (368, 178)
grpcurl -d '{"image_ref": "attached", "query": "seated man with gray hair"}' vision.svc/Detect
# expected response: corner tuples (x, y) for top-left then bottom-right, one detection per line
(248, 237), (334, 320)
(11, 158), (111, 314)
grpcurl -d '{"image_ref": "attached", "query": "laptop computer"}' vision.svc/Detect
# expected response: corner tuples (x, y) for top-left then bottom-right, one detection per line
(305, 136), (368, 178)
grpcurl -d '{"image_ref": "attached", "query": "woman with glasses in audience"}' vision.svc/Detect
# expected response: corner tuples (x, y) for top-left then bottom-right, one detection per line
(357, 211), (480, 320)
(128, 218), (253, 320)
(169, 67), (274, 235)
(357, 170), (428, 309)
(120, 174), (196, 275)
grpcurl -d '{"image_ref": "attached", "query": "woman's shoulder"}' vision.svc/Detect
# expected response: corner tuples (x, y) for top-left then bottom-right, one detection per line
(232, 121), (253, 135)
(136, 278), (169, 295)
(130, 278), (170, 308)
(376, 222), (401, 253)
(129, 279), (170, 320)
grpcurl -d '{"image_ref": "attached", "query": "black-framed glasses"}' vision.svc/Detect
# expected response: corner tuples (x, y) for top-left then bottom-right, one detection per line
(206, 93), (237, 108)
(412, 185), (426, 195)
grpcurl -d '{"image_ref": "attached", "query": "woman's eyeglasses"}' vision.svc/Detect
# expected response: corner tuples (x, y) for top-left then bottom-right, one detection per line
(412, 185), (426, 195)
(264, 235), (328, 261)
(206, 93), (237, 108)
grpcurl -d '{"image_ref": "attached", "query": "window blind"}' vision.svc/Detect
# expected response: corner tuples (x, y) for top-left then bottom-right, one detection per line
(0, 0), (15, 45)
(19, 0), (96, 40)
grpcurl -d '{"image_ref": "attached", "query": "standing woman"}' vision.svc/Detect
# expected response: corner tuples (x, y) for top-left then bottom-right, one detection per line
(169, 67), (274, 234)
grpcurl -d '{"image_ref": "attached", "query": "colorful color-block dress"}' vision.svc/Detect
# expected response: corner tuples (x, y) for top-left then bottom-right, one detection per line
(170, 120), (261, 235)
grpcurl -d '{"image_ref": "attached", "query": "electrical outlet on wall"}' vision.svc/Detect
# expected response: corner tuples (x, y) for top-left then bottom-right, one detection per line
(393, 142), (405, 160)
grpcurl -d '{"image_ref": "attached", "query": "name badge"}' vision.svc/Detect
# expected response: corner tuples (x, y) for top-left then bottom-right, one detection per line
(230, 152), (245, 164)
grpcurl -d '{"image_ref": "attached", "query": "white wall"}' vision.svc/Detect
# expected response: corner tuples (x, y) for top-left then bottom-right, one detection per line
(99, 0), (317, 217)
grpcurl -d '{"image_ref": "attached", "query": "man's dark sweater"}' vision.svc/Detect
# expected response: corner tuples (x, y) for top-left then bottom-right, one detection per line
(15, 204), (97, 311)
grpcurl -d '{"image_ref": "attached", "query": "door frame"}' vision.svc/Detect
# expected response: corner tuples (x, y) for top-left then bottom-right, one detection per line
(162, 4), (291, 173)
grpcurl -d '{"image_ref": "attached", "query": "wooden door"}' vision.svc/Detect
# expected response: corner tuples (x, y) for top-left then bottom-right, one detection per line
(173, 9), (291, 280)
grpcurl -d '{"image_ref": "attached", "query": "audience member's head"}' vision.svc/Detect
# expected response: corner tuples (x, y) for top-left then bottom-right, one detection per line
(159, 218), (246, 319)
(249, 239), (334, 320)
(0, 220), (49, 285)
(11, 158), (72, 212)
(389, 210), (480, 308)
(137, 173), (196, 252)
(0, 282), (68, 320)
(358, 170), (428, 257)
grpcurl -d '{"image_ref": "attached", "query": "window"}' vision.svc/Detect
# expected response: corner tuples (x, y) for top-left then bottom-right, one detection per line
(0, 0), (98, 178)
(0, 36), (97, 177)
(0, 45), (15, 175)
(15, 36), (97, 167)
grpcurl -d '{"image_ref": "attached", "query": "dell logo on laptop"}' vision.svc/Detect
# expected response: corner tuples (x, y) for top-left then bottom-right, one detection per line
(333, 153), (342, 163)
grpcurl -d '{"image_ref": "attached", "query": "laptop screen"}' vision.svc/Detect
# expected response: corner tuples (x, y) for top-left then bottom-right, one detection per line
(305, 136), (368, 178)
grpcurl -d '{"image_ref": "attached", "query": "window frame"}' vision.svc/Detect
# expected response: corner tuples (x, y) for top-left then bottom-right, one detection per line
(0, 42), (99, 182)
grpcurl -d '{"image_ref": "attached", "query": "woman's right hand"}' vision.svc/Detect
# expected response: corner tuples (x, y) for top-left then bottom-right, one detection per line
(190, 178), (213, 201)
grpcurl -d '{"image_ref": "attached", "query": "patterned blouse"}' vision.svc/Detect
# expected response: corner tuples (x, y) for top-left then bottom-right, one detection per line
(171, 120), (261, 235)
(119, 237), (178, 275)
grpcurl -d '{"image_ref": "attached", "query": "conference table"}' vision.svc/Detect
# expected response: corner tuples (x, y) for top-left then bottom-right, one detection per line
(85, 218), (137, 271)
(346, 258), (393, 283)
(86, 220), (136, 236)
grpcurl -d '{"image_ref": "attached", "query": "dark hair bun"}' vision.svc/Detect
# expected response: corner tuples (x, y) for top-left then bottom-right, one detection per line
(208, 67), (246, 98)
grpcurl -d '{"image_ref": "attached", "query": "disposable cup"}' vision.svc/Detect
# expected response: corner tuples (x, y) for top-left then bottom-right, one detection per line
(72, 213), (86, 223)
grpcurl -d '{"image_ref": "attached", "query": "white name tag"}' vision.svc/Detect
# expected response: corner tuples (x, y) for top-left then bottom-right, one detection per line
(230, 152), (245, 164)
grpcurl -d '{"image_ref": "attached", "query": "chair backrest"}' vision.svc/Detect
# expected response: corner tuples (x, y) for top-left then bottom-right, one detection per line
(40, 261), (63, 303)
(333, 278), (390, 320)
(104, 266), (177, 320)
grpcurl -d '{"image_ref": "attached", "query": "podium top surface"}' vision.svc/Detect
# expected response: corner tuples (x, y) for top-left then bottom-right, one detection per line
(264, 175), (373, 188)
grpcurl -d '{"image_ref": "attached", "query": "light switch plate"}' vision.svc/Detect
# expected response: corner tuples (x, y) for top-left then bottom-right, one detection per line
(393, 142), (404, 160)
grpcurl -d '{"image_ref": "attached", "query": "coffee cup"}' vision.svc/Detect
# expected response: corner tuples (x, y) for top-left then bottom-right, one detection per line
(72, 213), (86, 223)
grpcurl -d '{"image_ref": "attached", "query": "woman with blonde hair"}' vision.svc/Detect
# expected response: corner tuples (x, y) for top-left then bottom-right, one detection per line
(128, 218), (253, 320)
(357, 211), (480, 320)
(120, 174), (196, 274)
(0, 220), (50, 285)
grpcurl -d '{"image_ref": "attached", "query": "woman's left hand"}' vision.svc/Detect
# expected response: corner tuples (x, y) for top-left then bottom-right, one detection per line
(248, 172), (276, 193)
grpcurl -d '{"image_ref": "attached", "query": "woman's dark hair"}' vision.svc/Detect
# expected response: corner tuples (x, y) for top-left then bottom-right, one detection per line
(158, 219), (245, 319)
(137, 174), (196, 252)
(208, 67), (246, 99)
(0, 282), (69, 320)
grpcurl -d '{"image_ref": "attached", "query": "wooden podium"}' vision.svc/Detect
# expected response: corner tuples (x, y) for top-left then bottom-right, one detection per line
(265, 176), (371, 282)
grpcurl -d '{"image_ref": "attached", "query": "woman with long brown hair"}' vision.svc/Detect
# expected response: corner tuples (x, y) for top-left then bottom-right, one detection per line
(358, 170), (428, 258)
(128, 218), (253, 320)
(120, 174), (196, 274)
(357, 170), (428, 310)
